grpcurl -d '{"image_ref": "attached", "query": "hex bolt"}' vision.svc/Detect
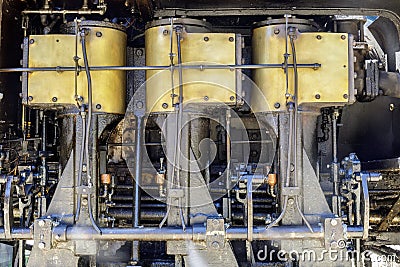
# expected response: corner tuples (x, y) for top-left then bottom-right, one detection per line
(204, 96), (209, 101)
(38, 242), (46, 249)
(96, 31), (102, 37)
(204, 36), (209, 42)
(274, 102), (281, 109)
(330, 219), (338, 226)
(162, 103), (168, 109)
(52, 97), (57, 102)
(229, 37), (234, 42)
(288, 198), (295, 205)
(96, 104), (102, 110)
(82, 198), (88, 206)
(315, 94), (321, 99)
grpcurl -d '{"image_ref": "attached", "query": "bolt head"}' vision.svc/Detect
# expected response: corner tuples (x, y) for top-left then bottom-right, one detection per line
(211, 241), (221, 249)
(38, 242), (46, 249)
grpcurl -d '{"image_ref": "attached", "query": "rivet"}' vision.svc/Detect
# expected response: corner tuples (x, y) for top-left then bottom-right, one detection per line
(204, 36), (209, 42)
(274, 28), (280, 35)
(29, 39), (35, 44)
(96, 104), (102, 109)
(343, 94), (348, 99)
(315, 94), (321, 99)
(229, 37), (234, 42)
(96, 31), (102, 37)
(162, 103), (168, 109)
(274, 102), (281, 109)
(52, 97), (57, 102)
(204, 96), (209, 101)
(230, 96), (235, 101)
(28, 96), (33, 101)
(316, 35), (322, 40)
(163, 29), (169, 35)
(341, 35), (346, 40)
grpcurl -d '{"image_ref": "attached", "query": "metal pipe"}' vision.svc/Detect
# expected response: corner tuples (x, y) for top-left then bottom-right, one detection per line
(0, 63), (321, 73)
(0, 225), (364, 241)
(22, 9), (106, 15)
(133, 116), (144, 228)
(60, 225), (364, 241)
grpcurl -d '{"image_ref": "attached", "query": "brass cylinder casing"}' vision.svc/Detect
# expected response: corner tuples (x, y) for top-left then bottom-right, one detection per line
(145, 18), (238, 113)
(27, 21), (127, 114)
(251, 19), (351, 113)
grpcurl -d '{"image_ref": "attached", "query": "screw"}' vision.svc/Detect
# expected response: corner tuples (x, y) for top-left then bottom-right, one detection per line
(96, 31), (102, 37)
(274, 102), (281, 109)
(28, 96), (33, 101)
(29, 39), (35, 44)
(163, 29), (169, 35)
(162, 103), (168, 109)
(315, 94), (321, 99)
(204, 36), (209, 42)
(204, 96), (209, 101)
(343, 94), (348, 99)
(274, 28), (280, 35)
(52, 97), (57, 102)
(230, 96), (235, 101)
(96, 104), (102, 109)
(38, 242), (46, 249)
(341, 35), (346, 40)
(316, 35), (322, 40)
(229, 37), (234, 42)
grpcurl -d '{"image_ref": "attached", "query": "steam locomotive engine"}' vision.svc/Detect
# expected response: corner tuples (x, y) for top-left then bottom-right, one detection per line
(0, 0), (400, 266)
